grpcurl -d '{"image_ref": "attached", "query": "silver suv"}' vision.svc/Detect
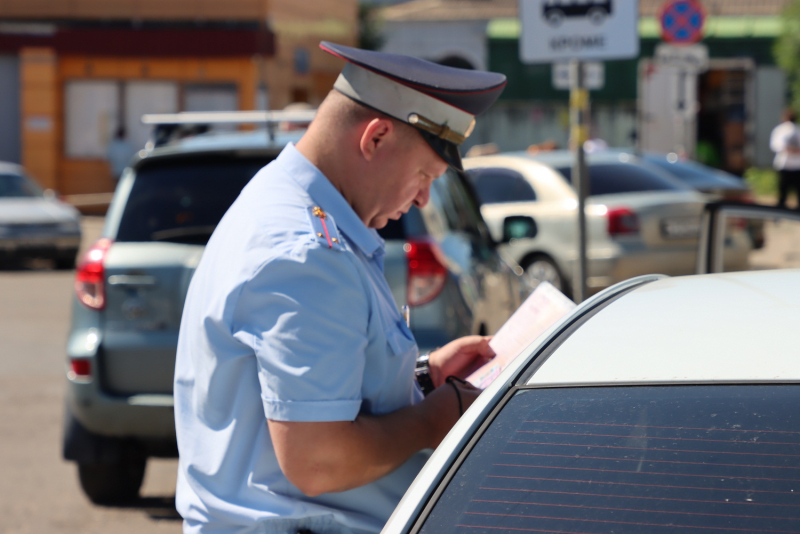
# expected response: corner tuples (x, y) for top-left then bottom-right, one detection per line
(62, 113), (529, 504)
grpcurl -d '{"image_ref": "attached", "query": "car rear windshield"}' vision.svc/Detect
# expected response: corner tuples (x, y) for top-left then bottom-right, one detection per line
(0, 173), (43, 197)
(115, 155), (273, 244)
(557, 162), (685, 196)
(467, 168), (537, 204)
(420, 385), (800, 534)
(645, 157), (740, 186)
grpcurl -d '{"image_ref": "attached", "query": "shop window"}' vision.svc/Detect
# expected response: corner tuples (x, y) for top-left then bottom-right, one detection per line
(184, 84), (238, 112)
(125, 81), (178, 152)
(64, 81), (119, 158)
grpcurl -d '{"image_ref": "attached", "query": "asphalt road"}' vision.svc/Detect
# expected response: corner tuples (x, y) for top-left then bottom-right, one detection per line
(0, 217), (181, 534)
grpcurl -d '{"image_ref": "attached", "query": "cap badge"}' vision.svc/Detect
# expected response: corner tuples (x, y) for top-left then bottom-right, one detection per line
(407, 113), (477, 145)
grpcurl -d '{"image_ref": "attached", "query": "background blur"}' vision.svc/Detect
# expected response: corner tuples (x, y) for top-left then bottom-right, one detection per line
(0, 0), (797, 207)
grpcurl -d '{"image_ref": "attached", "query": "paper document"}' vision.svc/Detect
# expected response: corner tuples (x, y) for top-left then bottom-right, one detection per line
(466, 282), (576, 389)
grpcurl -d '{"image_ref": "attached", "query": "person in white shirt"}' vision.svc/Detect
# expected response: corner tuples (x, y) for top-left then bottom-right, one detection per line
(770, 108), (800, 209)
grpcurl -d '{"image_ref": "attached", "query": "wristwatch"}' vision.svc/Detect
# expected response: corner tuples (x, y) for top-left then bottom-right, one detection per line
(415, 353), (435, 396)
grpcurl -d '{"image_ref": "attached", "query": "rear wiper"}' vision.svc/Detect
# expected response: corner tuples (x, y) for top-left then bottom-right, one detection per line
(151, 225), (216, 242)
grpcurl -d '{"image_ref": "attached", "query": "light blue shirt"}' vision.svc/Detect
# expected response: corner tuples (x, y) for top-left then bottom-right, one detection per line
(174, 143), (428, 534)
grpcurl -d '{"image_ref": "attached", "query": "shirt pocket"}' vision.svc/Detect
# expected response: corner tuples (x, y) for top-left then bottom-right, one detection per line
(385, 318), (418, 358)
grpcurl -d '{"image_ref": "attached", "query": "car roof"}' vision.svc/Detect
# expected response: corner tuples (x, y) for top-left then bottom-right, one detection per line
(0, 161), (25, 175)
(462, 153), (577, 200)
(528, 269), (800, 386)
(138, 128), (305, 162)
(638, 152), (750, 191)
(512, 149), (642, 167)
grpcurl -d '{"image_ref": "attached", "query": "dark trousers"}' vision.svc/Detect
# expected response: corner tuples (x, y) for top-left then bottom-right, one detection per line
(777, 169), (800, 209)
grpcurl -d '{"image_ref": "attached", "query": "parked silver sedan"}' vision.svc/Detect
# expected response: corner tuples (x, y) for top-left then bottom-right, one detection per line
(0, 162), (81, 269)
(464, 151), (751, 297)
(384, 266), (800, 534)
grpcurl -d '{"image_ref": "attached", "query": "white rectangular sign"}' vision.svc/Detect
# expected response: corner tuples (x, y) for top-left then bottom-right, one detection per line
(520, 0), (639, 63)
(655, 43), (709, 73)
(552, 61), (604, 90)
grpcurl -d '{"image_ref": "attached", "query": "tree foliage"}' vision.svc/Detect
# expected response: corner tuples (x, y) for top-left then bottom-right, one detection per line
(774, 0), (800, 112)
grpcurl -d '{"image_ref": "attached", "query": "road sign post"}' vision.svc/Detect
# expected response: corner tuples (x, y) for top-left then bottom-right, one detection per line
(656, 0), (706, 156)
(570, 60), (589, 303)
(519, 0), (639, 303)
(553, 61), (604, 91)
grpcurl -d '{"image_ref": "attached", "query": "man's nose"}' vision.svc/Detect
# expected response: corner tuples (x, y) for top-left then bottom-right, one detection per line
(413, 185), (431, 208)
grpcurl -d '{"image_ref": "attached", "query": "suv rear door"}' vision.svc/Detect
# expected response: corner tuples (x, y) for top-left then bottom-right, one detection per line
(100, 153), (275, 395)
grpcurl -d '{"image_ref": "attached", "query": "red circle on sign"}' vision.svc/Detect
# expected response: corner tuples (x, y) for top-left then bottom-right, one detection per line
(659, 0), (706, 44)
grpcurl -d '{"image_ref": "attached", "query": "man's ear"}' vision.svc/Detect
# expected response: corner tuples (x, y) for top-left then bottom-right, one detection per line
(359, 118), (394, 162)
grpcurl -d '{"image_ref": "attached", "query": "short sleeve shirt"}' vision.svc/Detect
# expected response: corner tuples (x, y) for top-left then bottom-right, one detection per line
(174, 144), (428, 534)
(770, 121), (800, 170)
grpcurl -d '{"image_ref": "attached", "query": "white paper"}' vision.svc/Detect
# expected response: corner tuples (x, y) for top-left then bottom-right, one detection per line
(466, 282), (576, 389)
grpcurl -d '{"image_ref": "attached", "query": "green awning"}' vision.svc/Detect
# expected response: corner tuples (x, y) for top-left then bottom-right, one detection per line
(487, 16), (783, 40)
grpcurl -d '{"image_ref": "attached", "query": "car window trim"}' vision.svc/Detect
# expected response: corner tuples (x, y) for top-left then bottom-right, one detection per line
(401, 275), (663, 534)
(454, 170), (499, 247)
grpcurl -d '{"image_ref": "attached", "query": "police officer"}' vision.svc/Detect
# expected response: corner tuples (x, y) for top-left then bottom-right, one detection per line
(174, 42), (507, 534)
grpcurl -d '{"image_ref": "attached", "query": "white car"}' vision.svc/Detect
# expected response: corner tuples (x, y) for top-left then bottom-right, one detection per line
(0, 162), (81, 269)
(464, 151), (752, 296)
(384, 264), (800, 534)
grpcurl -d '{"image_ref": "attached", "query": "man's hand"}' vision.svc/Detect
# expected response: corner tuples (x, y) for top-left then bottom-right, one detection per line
(428, 335), (495, 388)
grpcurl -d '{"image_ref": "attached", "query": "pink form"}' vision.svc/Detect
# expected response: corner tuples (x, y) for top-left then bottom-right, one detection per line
(466, 282), (576, 389)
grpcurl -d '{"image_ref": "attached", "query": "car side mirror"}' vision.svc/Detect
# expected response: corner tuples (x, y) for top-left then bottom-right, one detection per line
(502, 216), (537, 243)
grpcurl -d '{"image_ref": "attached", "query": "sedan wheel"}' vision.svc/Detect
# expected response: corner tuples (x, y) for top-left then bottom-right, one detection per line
(525, 256), (563, 292)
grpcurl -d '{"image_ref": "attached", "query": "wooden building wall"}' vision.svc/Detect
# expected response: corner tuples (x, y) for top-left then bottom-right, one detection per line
(3, 0), (359, 197)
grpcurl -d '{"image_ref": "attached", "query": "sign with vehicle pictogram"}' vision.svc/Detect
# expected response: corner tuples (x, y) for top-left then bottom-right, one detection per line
(520, 0), (638, 302)
(519, 0), (639, 63)
(659, 0), (706, 45)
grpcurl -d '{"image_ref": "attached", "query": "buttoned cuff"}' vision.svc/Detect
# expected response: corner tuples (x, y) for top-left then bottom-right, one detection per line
(262, 396), (362, 422)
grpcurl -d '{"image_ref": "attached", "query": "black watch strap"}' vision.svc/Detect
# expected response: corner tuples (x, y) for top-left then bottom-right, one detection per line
(415, 353), (435, 396)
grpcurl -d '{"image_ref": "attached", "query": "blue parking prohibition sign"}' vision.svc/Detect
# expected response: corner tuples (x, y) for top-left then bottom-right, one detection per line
(659, 0), (705, 44)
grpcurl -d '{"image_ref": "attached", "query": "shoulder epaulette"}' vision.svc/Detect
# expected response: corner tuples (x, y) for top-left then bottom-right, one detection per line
(306, 206), (346, 251)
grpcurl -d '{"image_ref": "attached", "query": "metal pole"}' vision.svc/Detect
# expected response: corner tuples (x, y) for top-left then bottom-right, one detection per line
(569, 59), (589, 303)
(676, 68), (687, 155)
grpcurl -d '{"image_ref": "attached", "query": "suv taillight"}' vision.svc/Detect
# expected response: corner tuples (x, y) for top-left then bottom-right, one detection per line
(405, 240), (448, 307)
(75, 238), (113, 310)
(607, 207), (640, 236)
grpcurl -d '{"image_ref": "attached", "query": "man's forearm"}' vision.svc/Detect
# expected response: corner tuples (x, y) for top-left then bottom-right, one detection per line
(268, 385), (462, 497)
